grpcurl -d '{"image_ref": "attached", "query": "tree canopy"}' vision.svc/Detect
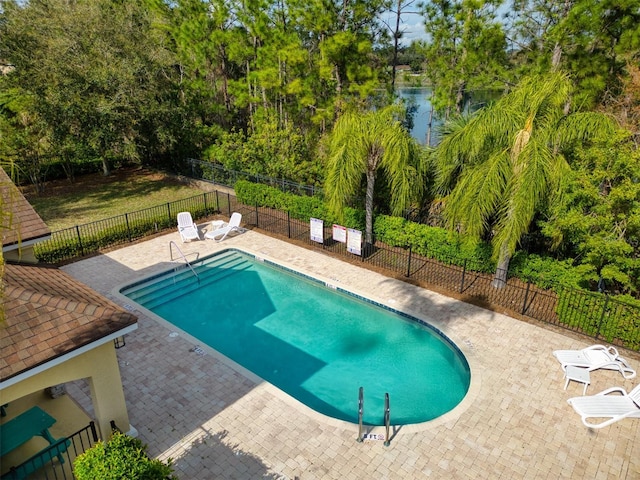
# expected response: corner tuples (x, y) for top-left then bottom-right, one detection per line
(1, 0), (639, 297)
(433, 72), (617, 286)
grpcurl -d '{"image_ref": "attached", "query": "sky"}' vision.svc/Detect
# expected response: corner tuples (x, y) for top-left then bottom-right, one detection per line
(379, 10), (427, 47)
(381, 2), (513, 47)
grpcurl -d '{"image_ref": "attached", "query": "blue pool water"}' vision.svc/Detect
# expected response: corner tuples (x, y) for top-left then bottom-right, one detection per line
(120, 250), (470, 425)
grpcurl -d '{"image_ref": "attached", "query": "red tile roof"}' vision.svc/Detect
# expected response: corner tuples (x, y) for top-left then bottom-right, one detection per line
(1, 167), (51, 248)
(1, 263), (137, 381)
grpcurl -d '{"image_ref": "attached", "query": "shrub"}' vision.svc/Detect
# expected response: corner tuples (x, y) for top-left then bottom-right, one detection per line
(373, 215), (494, 272)
(74, 432), (176, 480)
(235, 180), (337, 223)
(509, 253), (589, 290)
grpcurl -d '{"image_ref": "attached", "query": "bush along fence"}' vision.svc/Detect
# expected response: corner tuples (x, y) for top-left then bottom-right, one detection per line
(34, 191), (235, 263)
(34, 188), (640, 353)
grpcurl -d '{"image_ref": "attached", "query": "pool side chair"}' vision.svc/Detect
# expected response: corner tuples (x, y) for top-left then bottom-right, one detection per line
(205, 212), (242, 242)
(177, 212), (201, 243)
(553, 344), (636, 380)
(567, 383), (640, 429)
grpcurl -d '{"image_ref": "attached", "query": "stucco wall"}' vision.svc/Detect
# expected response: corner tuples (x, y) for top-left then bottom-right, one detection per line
(0, 342), (130, 440)
(3, 246), (38, 264)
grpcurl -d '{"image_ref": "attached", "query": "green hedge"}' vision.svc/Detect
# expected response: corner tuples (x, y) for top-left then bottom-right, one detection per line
(74, 432), (176, 480)
(556, 289), (640, 350)
(373, 215), (495, 273)
(35, 215), (175, 263)
(235, 179), (366, 227)
(34, 200), (212, 263)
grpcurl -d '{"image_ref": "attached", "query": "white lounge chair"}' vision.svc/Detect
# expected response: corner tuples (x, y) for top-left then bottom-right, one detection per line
(553, 344), (636, 379)
(567, 384), (640, 429)
(205, 212), (242, 242)
(177, 212), (200, 243)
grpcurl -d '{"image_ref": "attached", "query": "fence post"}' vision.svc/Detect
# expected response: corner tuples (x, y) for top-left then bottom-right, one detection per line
(287, 211), (291, 238)
(595, 294), (610, 340)
(459, 259), (467, 293)
(521, 281), (531, 315)
(215, 190), (219, 212)
(125, 213), (132, 243)
(203, 193), (208, 215)
(89, 421), (99, 442)
(166, 203), (172, 225)
(226, 192), (231, 216)
(75, 225), (85, 257)
(405, 245), (412, 277)
(255, 203), (259, 228)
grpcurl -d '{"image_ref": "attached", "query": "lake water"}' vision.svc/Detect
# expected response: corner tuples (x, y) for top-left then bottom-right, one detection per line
(397, 87), (498, 145)
(397, 87), (440, 146)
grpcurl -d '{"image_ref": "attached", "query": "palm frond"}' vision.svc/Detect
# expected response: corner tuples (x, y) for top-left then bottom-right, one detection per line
(493, 139), (553, 259)
(554, 112), (618, 150)
(444, 149), (511, 239)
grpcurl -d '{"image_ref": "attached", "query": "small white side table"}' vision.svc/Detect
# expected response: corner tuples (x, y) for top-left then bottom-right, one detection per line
(211, 220), (225, 230)
(564, 365), (590, 395)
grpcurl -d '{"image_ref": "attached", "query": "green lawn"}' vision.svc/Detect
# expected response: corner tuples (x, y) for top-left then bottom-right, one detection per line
(25, 168), (204, 230)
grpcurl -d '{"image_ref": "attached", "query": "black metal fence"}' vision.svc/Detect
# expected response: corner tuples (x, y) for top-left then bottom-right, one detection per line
(187, 158), (322, 197)
(34, 189), (640, 352)
(2, 422), (98, 480)
(35, 191), (235, 263)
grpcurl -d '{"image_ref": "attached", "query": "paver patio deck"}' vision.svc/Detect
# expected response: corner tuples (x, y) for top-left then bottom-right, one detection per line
(61, 227), (640, 479)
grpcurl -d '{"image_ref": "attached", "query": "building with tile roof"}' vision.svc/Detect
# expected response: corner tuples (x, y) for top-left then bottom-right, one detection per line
(1, 167), (138, 464)
(1, 167), (51, 263)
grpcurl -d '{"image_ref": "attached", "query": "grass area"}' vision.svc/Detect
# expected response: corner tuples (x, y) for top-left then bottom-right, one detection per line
(23, 167), (204, 230)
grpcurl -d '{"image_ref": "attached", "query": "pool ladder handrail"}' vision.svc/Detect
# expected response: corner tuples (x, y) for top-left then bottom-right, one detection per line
(357, 386), (364, 442)
(384, 393), (390, 447)
(169, 241), (199, 282)
(356, 388), (391, 446)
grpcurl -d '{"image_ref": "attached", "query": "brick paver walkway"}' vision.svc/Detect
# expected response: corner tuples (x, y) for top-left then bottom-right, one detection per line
(61, 227), (640, 479)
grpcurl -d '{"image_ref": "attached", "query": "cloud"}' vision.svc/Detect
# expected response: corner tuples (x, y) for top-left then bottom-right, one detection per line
(379, 12), (426, 46)
(399, 18), (426, 45)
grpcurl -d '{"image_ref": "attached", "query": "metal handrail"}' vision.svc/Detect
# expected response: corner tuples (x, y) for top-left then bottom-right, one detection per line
(384, 393), (390, 446)
(357, 386), (364, 442)
(169, 241), (199, 281)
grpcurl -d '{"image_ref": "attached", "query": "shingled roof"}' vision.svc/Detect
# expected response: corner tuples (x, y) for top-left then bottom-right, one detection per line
(1, 167), (51, 249)
(0, 168), (137, 384)
(1, 263), (138, 382)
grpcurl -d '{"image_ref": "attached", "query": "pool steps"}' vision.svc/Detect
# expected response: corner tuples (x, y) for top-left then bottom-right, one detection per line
(122, 251), (251, 310)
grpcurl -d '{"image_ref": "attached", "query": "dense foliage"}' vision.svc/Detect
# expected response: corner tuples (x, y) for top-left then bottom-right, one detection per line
(1, 0), (639, 297)
(73, 432), (176, 480)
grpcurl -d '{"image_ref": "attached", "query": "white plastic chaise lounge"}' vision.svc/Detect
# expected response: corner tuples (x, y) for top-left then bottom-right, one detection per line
(205, 212), (242, 242)
(553, 344), (636, 379)
(177, 212), (201, 243)
(567, 384), (640, 429)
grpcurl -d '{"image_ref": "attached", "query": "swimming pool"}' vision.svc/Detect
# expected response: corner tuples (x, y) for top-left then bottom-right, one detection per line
(120, 249), (470, 425)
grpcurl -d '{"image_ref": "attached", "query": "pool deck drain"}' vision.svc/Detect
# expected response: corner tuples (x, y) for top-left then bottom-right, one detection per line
(62, 229), (640, 479)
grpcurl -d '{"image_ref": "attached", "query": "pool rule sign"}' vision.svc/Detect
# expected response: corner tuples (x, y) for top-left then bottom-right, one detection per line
(310, 217), (324, 243)
(347, 228), (362, 255)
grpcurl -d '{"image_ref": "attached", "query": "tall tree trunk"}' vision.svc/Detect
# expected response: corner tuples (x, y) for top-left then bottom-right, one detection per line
(492, 243), (511, 288)
(220, 47), (230, 114)
(455, 80), (466, 114)
(551, 43), (562, 70)
(101, 158), (111, 176)
(390, 0), (402, 93)
(365, 169), (376, 245)
(552, 0), (574, 71)
(426, 106), (434, 146)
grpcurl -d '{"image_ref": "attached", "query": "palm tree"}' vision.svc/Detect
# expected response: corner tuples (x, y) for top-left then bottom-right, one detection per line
(433, 72), (616, 287)
(325, 104), (425, 245)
